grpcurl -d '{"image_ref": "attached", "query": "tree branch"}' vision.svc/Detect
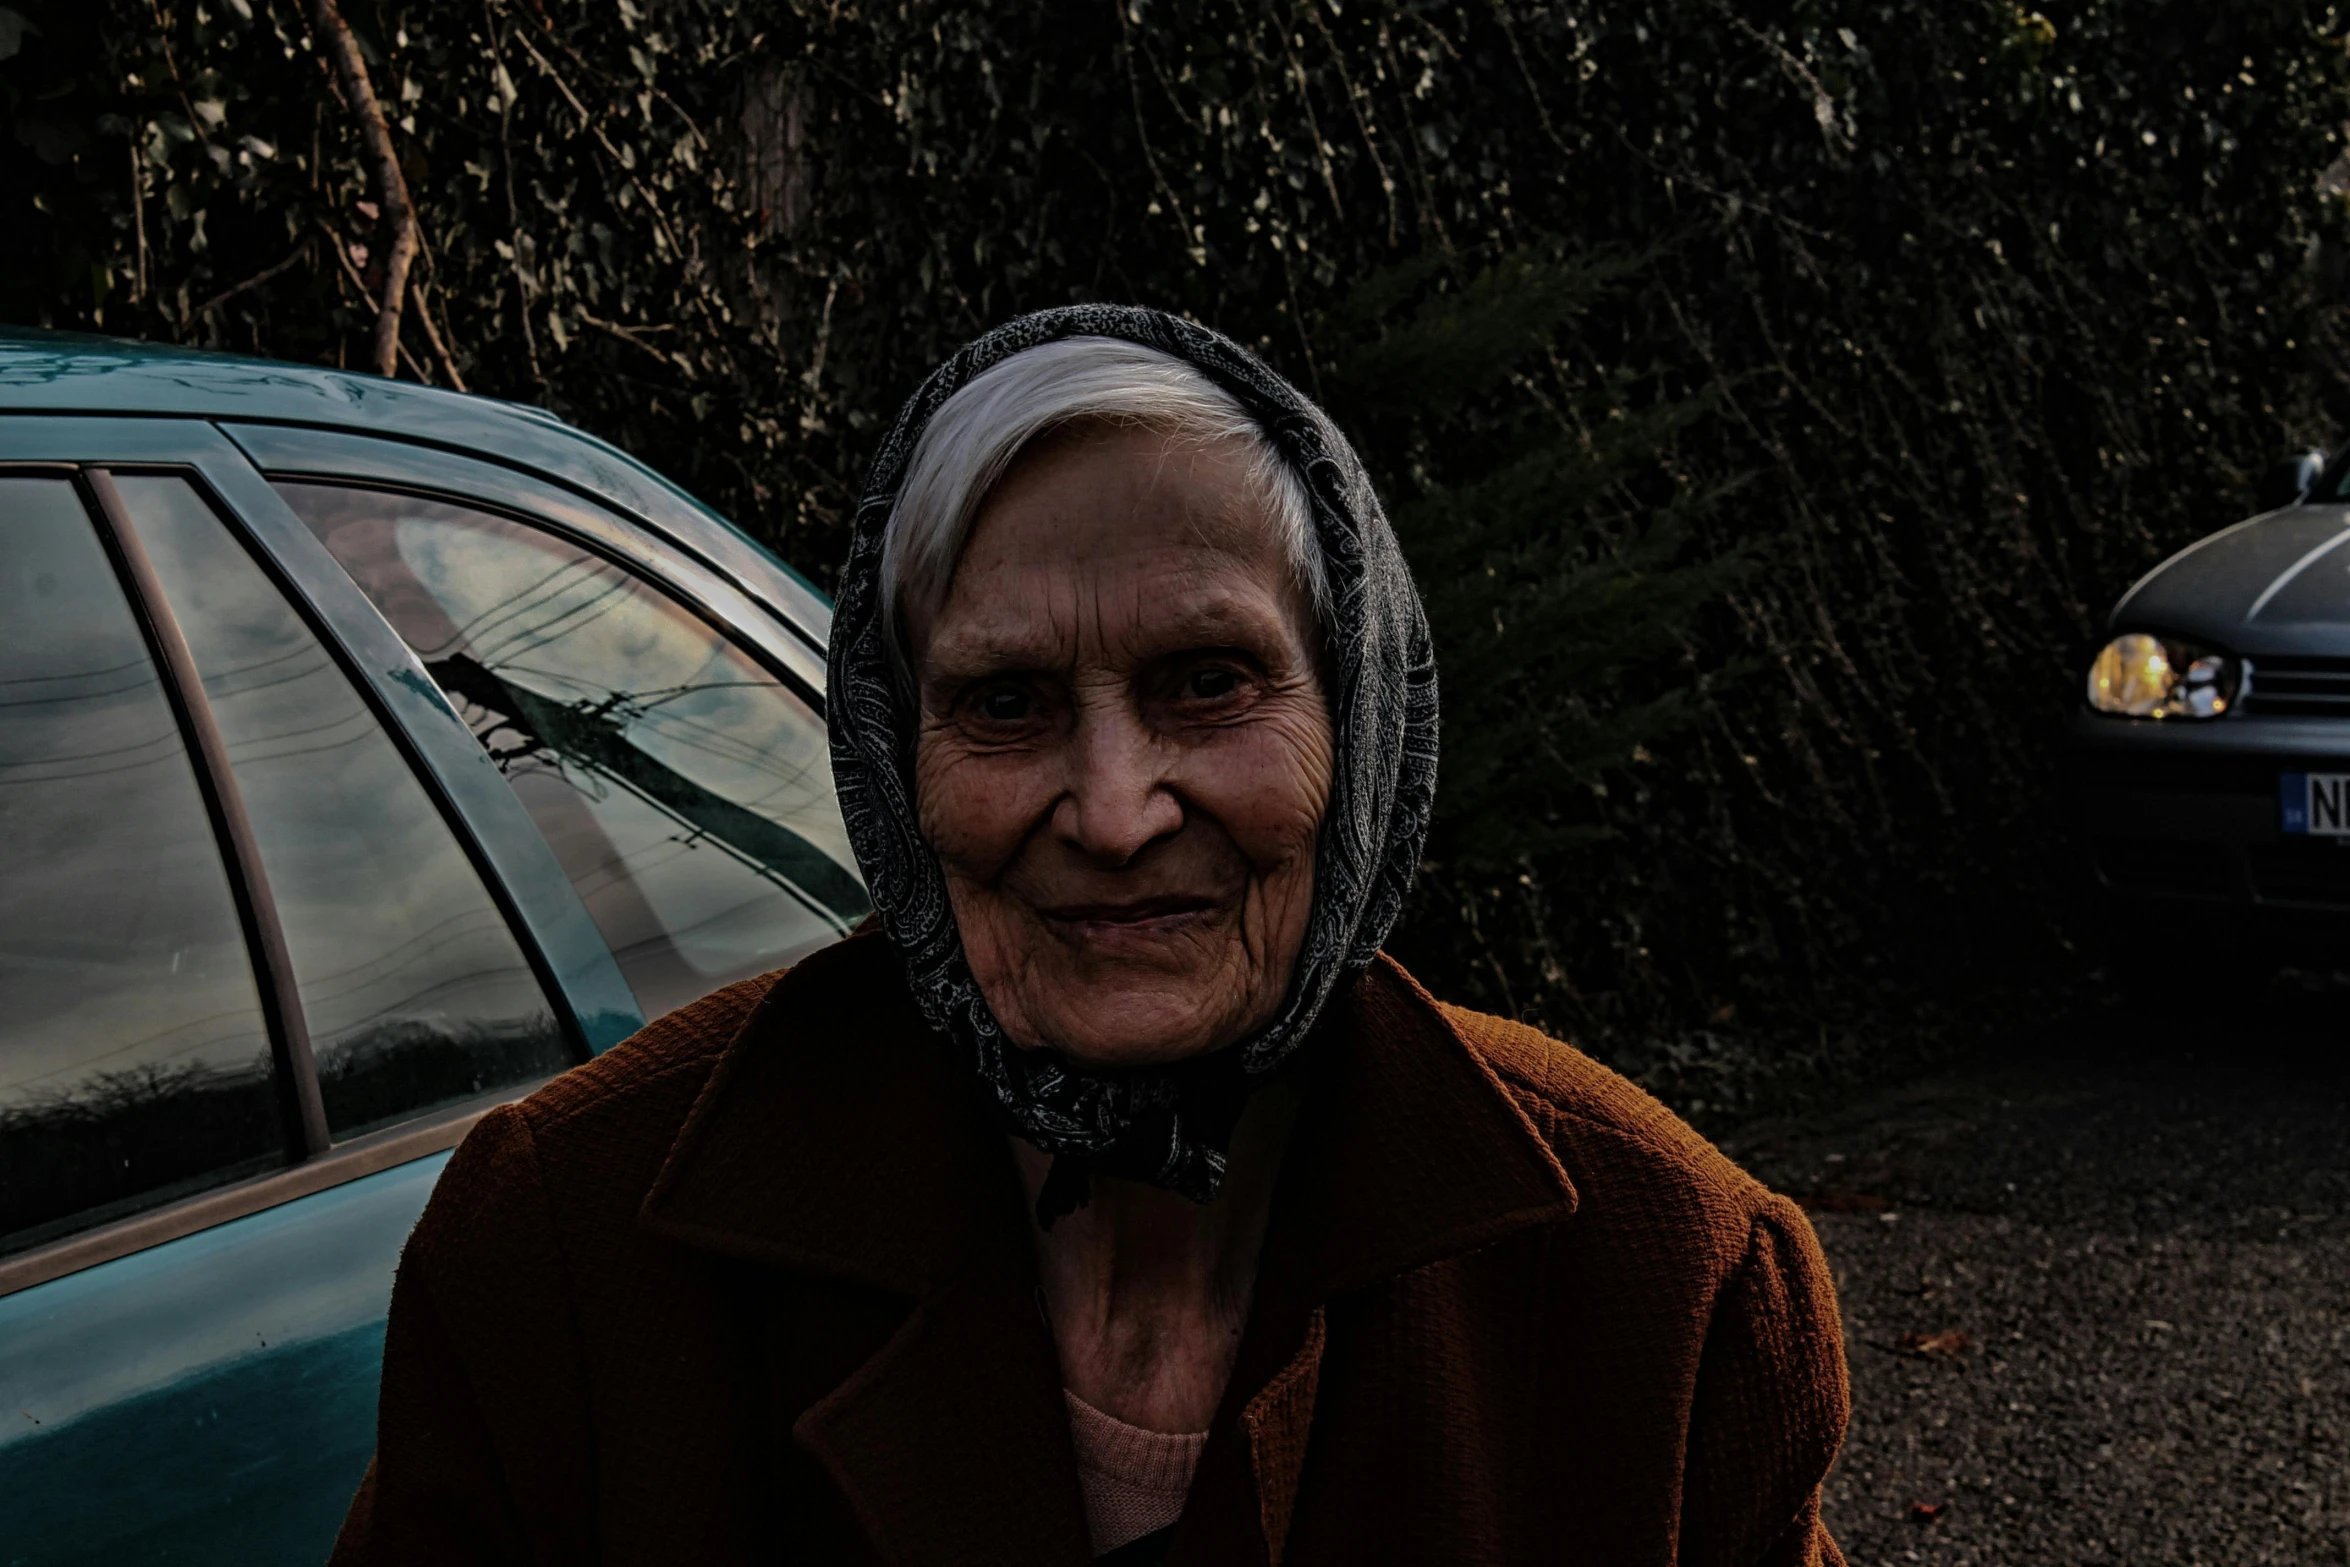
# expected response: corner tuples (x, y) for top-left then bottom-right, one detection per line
(194, 241), (314, 318)
(318, 218), (370, 296)
(410, 276), (470, 392)
(578, 311), (688, 375)
(307, 0), (418, 376)
(129, 136), (149, 303)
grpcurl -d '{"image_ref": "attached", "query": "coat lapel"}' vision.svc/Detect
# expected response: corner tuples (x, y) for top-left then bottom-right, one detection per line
(792, 1230), (1092, 1567)
(1239, 1307), (1326, 1567)
(1270, 954), (1580, 1303)
(641, 930), (1089, 1565)
(640, 929), (1007, 1296)
(1178, 955), (1580, 1565)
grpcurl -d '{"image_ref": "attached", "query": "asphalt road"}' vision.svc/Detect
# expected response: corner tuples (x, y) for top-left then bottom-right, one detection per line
(1720, 987), (2350, 1567)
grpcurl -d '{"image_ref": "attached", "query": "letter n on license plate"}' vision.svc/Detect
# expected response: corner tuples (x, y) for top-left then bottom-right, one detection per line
(2281, 771), (2350, 835)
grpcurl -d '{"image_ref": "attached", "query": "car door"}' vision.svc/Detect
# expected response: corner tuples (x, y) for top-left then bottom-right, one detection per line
(0, 426), (607, 1565)
(0, 420), (863, 1565)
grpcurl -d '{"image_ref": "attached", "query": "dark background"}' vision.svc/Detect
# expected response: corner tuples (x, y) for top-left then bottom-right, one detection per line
(8, 0), (2348, 1099)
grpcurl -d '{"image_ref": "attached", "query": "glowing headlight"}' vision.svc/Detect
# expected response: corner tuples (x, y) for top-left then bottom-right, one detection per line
(2085, 632), (2240, 719)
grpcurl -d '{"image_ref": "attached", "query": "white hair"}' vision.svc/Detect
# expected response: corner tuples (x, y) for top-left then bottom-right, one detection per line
(881, 336), (1325, 675)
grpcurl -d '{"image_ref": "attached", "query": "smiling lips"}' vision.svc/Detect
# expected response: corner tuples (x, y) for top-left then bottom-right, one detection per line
(1040, 894), (1221, 941)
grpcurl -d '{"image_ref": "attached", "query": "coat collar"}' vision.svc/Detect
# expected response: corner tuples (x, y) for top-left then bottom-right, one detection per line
(639, 939), (1579, 1315)
(639, 930), (1578, 1566)
(641, 929), (1577, 1303)
(640, 927), (1019, 1296)
(1266, 953), (1579, 1301)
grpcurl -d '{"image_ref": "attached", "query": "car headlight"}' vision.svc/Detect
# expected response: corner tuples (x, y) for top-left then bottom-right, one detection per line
(2085, 632), (2241, 719)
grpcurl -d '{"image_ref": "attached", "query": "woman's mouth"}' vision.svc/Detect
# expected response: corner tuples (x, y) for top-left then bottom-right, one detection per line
(1038, 894), (1220, 942)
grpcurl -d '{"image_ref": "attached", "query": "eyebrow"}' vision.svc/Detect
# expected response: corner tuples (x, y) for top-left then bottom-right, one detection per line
(921, 590), (1300, 680)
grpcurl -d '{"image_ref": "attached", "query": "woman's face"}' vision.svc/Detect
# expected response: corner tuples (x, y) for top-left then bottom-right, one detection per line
(911, 423), (1333, 1069)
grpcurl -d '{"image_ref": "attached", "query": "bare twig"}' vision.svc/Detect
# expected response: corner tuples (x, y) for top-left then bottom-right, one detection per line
(129, 137), (149, 303)
(499, 15), (731, 353)
(1276, 235), (1325, 405)
(193, 242), (312, 318)
(1114, 4), (1197, 257)
(804, 277), (838, 390)
(483, 0), (545, 389)
(1716, 5), (1853, 158)
(1302, 1), (1399, 246)
(1486, 0), (1575, 166)
(321, 220), (460, 390)
(1274, 29), (1345, 223)
(143, 0), (205, 153)
(410, 276), (470, 392)
(307, 0), (418, 376)
(318, 219), (367, 291)
(1376, 25), (1455, 252)
(1611, 129), (1833, 243)
(578, 311), (688, 374)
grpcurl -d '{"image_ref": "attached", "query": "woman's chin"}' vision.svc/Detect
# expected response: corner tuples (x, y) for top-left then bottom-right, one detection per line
(1005, 981), (1255, 1070)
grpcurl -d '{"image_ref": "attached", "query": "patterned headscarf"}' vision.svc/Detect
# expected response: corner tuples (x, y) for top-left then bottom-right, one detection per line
(827, 305), (1437, 1214)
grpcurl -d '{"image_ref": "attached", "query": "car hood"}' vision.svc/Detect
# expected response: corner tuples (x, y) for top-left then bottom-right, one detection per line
(2112, 503), (2350, 655)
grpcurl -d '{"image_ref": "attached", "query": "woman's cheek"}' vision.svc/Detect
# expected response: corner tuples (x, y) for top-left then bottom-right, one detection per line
(917, 743), (1046, 876)
(1200, 707), (1333, 861)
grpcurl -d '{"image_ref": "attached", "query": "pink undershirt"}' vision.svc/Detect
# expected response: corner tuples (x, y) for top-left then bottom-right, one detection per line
(1063, 1389), (1209, 1556)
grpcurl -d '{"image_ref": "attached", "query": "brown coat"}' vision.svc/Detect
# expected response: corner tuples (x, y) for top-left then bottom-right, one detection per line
(331, 928), (1849, 1567)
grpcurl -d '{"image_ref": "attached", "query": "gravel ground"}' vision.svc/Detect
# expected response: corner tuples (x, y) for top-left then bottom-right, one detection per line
(1720, 988), (2350, 1567)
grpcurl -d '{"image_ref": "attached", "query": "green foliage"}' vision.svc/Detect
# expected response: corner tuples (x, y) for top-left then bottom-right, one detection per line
(6, 0), (2349, 1059)
(1316, 247), (1747, 873)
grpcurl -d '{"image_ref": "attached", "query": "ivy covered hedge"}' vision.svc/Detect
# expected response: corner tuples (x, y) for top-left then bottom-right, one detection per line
(6, 0), (2347, 1073)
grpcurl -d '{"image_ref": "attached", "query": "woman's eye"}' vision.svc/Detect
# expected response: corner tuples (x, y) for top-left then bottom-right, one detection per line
(1185, 667), (1241, 701)
(974, 687), (1032, 723)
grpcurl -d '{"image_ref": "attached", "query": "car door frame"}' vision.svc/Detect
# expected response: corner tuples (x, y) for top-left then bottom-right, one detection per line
(0, 415), (640, 1297)
(0, 408), (846, 1296)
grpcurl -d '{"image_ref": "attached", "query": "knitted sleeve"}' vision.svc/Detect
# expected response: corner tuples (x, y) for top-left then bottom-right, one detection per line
(1675, 1194), (1852, 1567)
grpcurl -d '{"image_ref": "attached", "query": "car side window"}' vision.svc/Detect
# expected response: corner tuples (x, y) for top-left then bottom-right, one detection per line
(0, 478), (282, 1256)
(278, 483), (870, 1021)
(111, 478), (570, 1141)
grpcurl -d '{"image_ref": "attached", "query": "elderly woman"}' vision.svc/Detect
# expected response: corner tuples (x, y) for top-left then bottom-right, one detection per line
(333, 308), (1848, 1567)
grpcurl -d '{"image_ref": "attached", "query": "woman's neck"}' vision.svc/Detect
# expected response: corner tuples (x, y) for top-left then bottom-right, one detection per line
(1013, 1073), (1301, 1434)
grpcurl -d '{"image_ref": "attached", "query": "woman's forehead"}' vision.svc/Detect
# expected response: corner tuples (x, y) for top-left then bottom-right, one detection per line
(914, 425), (1311, 665)
(977, 422), (1278, 547)
(924, 556), (1302, 672)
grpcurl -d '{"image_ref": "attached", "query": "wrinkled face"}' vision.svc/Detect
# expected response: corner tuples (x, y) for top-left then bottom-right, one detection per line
(910, 423), (1333, 1069)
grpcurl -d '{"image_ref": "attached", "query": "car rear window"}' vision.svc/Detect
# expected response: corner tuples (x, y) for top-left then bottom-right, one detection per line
(279, 483), (869, 1021)
(0, 478), (282, 1256)
(110, 477), (572, 1140)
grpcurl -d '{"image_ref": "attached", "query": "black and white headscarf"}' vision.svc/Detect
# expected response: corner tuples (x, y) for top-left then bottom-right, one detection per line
(826, 305), (1438, 1213)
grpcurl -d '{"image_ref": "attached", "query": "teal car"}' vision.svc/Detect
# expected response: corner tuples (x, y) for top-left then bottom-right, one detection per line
(0, 333), (868, 1564)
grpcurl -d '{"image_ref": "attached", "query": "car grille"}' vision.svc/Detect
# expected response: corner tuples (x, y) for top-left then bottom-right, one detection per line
(2246, 841), (2350, 907)
(2245, 656), (2350, 717)
(2068, 751), (2277, 796)
(2092, 837), (2233, 899)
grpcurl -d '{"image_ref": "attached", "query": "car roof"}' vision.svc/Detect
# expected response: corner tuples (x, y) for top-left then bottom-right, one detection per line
(0, 326), (831, 638)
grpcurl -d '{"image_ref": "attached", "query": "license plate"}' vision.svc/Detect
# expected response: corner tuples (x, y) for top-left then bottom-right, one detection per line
(2280, 772), (2350, 835)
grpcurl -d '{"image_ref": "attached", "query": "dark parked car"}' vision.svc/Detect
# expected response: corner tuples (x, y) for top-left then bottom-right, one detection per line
(0, 331), (867, 1564)
(2072, 449), (2350, 960)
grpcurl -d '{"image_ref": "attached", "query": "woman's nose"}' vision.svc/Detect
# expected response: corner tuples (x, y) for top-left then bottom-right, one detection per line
(1052, 708), (1182, 866)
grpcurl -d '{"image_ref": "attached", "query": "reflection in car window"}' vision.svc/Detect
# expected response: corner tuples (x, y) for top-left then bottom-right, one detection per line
(280, 484), (870, 1021)
(114, 478), (568, 1140)
(0, 479), (281, 1255)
